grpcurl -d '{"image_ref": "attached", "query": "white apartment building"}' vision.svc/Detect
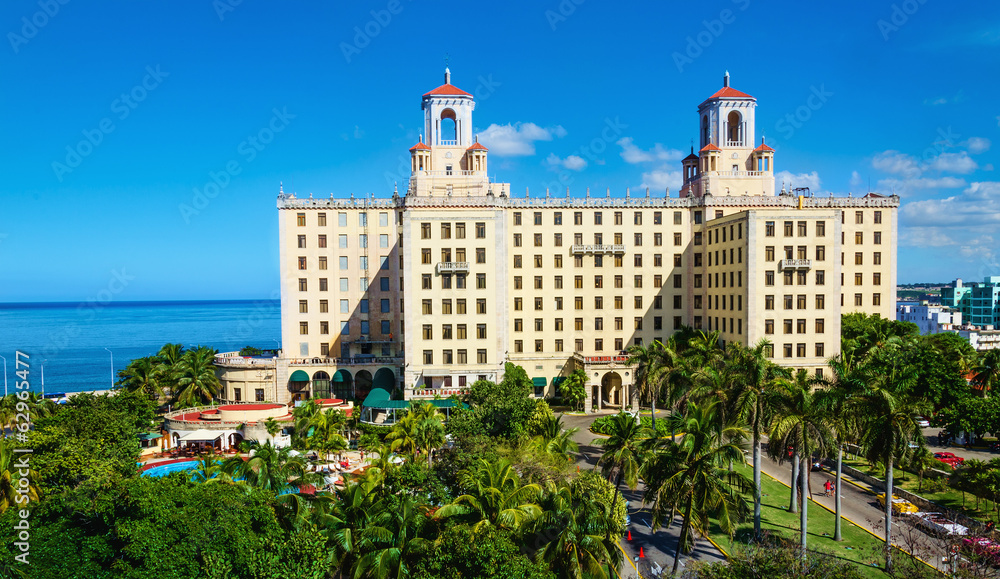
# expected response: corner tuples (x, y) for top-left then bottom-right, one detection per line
(897, 303), (963, 335)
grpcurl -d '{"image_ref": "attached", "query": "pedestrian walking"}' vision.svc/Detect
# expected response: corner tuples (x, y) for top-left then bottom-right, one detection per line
(824, 480), (832, 497)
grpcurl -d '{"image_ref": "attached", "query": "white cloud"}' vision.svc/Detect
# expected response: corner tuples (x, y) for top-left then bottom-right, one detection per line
(775, 170), (821, 193)
(544, 153), (587, 172)
(850, 171), (864, 190)
(899, 227), (957, 248)
(924, 97), (948, 106)
(872, 150), (922, 178)
(966, 137), (991, 154)
(926, 151), (978, 174)
(478, 122), (566, 156)
(639, 169), (683, 193)
(876, 176), (967, 195)
(900, 181), (1000, 227)
(616, 137), (684, 164)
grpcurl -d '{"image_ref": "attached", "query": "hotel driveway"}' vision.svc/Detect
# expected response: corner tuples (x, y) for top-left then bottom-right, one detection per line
(562, 411), (727, 578)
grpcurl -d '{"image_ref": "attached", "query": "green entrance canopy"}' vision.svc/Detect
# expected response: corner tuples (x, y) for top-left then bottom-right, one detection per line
(332, 372), (345, 382)
(139, 432), (162, 440)
(362, 387), (467, 410)
(289, 370), (310, 382)
(552, 377), (566, 387)
(531, 377), (547, 387)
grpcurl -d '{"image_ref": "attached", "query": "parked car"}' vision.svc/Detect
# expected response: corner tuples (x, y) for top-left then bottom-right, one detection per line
(914, 416), (930, 428)
(962, 537), (1000, 566)
(913, 512), (968, 537)
(990, 441), (1000, 452)
(934, 452), (965, 467)
(877, 493), (919, 514)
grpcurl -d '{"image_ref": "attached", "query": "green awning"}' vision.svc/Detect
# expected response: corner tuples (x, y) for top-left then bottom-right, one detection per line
(362, 387), (467, 410)
(332, 372), (345, 382)
(532, 377), (547, 387)
(552, 377), (566, 386)
(139, 432), (163, 440)
(289, 370), (310, 382)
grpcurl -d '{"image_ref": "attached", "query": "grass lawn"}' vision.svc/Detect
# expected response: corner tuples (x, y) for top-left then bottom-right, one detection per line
(704, 464), (938, 579)
(841, 457), (998, 524)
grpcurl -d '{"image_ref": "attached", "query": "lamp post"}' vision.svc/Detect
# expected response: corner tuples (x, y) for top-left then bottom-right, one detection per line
(104, 348), (114, 389)
(0, 355), (6, 397)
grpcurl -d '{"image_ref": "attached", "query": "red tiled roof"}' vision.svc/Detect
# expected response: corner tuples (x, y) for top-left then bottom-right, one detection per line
(700, 143), (721, 152)
(683, 152), (699, 161)
(313, 398), (345, 405)
(706, 86), (754, 100)
(467, 142), (488, 151)
(423, 83), (473, 97)
(409, 141), (431, 151)
(754, 143), (775, 152)
(218, 403), (283, 411)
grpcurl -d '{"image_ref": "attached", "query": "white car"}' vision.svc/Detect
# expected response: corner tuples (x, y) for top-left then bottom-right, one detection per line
(914, 416), (930, 428)
(913, 512), (968, 537)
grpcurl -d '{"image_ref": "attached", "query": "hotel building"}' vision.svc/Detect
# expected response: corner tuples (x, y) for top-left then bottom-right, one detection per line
(215, 70), (899, 415)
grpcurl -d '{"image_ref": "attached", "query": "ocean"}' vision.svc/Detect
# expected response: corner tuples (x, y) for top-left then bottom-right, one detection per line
(0, 300), (280, 395)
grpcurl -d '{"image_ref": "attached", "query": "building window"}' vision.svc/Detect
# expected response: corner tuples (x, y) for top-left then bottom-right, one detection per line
(594, 212), (602, 225)
(479, 299), (488, 314)
(513, 255), (522, 268)
(765, 295), (774, 310)
(784, 295), (793, 310)
(873, 252), (882, 265)
(784, 221), (794, 236)
(513, 212), (522, 226)
(298, 278), (308, 291)
(477, 349), (487, 363)
(815, 319), (825, 333)
(855, 232), (864, 244)
(476, 222), (486, 238)
(422, 274), (432, 289)
(457, 349), (468, 364)
(477, 324), (487, 339)
(573, 212), (583, 225)
(421, 223), (431, 239)
(477, 273), (487, 289)
(765, 221), (775, 237)
(874, 231), (882, 245)
(513, 234), (522, 247)
(299, 322), (308, 335)
(816, 295), (825, 309)
(873, 293), (882, 306)
(456, 223), (466, 238)
(797, 343), (806, 358)
(783, 319), (793, 334)
(854, 293), (863, 306)
(765, 319), (774, 334)
(554, 212), (562, 225)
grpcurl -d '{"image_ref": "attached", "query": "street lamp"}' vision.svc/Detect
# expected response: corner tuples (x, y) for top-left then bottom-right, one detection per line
(104, 348), (114, 389)
(0, 355), (6, 397)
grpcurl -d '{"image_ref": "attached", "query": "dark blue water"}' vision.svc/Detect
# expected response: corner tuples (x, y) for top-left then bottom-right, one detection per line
(0, 300), (280, 395)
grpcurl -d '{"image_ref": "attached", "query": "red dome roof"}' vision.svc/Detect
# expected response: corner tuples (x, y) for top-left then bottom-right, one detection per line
(409, 141), (431, 151)
(754, 142), (775, 153)
(700, 143), (721, 152)
(423, 83), (473, 98)
(467, 141), (488, 151)
(706, 86), (754, 100)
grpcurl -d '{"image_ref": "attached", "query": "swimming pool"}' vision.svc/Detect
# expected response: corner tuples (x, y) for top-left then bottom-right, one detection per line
(141, 460), (201, 477)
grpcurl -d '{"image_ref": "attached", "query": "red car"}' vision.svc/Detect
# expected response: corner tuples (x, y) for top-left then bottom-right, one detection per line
(934, 452), (964, 469)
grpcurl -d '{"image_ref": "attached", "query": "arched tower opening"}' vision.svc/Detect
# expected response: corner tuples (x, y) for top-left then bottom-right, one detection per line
(727, 110), (743, 146)
(439, 108), (457, 145)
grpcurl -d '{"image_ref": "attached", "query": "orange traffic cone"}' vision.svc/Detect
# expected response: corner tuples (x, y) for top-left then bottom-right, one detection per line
(639, 547), (644, 558)
(628, 530), (632, 541)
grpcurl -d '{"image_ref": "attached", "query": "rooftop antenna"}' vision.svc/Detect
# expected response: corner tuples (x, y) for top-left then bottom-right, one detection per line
(444, 54), (451, 84)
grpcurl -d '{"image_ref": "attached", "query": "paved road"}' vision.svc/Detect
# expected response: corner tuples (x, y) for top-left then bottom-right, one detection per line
(562, 411), (727, 578)
(756, 443), (963, 575)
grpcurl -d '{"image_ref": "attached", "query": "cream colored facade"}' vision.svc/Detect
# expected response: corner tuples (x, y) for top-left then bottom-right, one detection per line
(252, 71), (899, 413)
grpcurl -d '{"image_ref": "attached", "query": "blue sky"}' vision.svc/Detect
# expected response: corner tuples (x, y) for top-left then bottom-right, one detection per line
(1, 0), (998, 302)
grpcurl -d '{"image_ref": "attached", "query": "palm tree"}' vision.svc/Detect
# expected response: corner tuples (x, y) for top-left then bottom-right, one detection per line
(325, 480), (382, 576)
(0, 440), (39, 513)
(156, 342), (186, 397)
(533, 481), (624, 579)
(626, 340), (667, 433)
(593, 411), (649, 539)
(643, 400), (751, 577)
(972, 349), (1000, 394)
(530, 413), (579, 464)
(173, 347), (221, 407)
(116, 356), (163, 399)
(351, 495), (431, 579)
(850, 351), (927, 573)
(435, 459), (543, 532)
(728, 339), (788, 540)
(264, 417), (283, 438)
(559, 368), (589, 412)
(907, 446), (939, 493)
(222, 441), (315, 493)
(769, 370), (836, 560)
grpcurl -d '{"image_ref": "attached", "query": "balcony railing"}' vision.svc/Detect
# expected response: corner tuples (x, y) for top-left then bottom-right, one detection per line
(213, 356), (277, 368)
(416, 170), (481, 177)
(436, 261), (470, 273)
(779, 259), (812, 270)
(437, 139), (458, 146)
(288, 356), (402, 366)
(570, 244), (626, 255)
(579, 354), (631, 365)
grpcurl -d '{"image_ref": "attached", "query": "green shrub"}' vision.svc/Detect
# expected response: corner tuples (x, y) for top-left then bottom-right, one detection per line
(357, 422), (392, 438)
(590, 413), (671, 437)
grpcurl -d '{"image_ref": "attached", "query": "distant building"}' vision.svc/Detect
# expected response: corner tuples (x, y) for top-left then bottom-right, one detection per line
(959, 329), (1000, 352)
(896, 303), (962, 335)
(941, 277), (1000, 328)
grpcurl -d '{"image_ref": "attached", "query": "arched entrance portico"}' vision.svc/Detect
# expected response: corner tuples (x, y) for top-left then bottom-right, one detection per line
(601, 371), (623, 408)
(312, 371), (331, 399)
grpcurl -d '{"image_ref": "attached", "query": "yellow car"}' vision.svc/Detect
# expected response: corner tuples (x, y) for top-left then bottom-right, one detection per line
(877, 493), (919, 514)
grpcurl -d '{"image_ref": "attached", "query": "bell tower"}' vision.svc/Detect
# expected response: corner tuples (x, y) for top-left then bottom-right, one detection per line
(422, 68), (475, 147)
(697, 71), (756, 151)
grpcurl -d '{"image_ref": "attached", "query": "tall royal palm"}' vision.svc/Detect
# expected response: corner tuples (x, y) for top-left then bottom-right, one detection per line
(352, 495), (431, 579)
(973, 349), (1000, 394)
(643, 401), (751, 577)
(728, 339), (788, 540)
(769, 370), (835, 560)
(173, 347), (221, 407)
(850, 348), (927, 573)
(222, 441), (314, 493)
(533, 481), (624, 579)
(116, 356), (164, 400)
(593, 411), (649, 538)
(156, 342), (186, 397)
(626, 339), (670, 435)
